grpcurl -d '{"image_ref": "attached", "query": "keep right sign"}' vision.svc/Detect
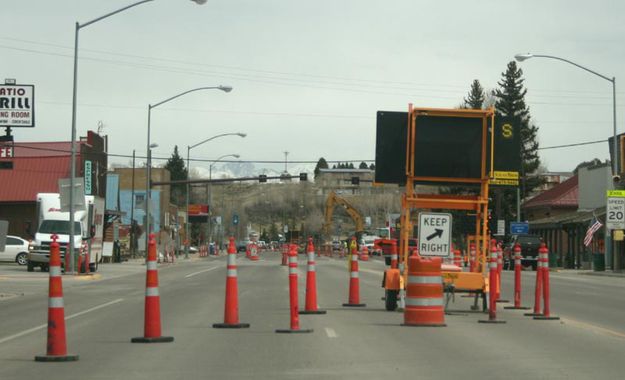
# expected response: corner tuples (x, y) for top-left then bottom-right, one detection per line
(418, 212), (452, 257)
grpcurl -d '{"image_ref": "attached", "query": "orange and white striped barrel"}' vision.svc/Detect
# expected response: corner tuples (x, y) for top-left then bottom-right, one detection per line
(453, 249), (462, 267)
(403, 256), (445, 327)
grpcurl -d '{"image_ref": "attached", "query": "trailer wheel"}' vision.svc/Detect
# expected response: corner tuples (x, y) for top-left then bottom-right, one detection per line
(27, 261), (35, 272)
(385, 289), (398, 311)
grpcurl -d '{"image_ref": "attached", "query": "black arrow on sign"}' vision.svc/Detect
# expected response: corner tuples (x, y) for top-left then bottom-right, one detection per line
(426, 229), (444, 241)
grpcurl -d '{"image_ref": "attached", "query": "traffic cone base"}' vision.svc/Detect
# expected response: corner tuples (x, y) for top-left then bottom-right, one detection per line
(477, 319), (507, 324)
(35, 354), (79, 362)
(131, 336), (174, 343)
(275, 328), (314, 334)
(299, 310), (327, 315)
(401, 323), (446, 327)
(524, 312), (543, 316)
(342, 303), (366, 307)
(213, 322), (250, 329)
(495, 299), (510, 303)
(533, 315), (560, 320)
(504, 306), (531, 310)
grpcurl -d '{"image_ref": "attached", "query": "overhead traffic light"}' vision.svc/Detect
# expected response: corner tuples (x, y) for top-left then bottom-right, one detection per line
(259, 174), (267, 183)
(351, 176), (360, 185)
(299, 173), (307, 181)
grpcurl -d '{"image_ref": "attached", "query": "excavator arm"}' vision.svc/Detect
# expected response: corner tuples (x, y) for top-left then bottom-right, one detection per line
(322, 191), (364, 236)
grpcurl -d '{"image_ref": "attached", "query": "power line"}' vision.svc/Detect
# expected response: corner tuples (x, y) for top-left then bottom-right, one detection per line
(538, 139), (606, 150)
(9, 144), (374, 164)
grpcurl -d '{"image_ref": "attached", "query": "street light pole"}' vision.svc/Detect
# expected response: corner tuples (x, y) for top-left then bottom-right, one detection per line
(69, 0), (205, 273)
(185, 133), (245, 258)
(208, 154), (240, 248)
(145, 86), (232, 255)
(515, 52), (618, 270)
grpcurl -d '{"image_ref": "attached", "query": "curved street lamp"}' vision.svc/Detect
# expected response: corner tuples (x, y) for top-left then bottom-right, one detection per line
(185, 133), (246, 258)
(145, 85), (232, 252)
(514, 53), (617, 175)
(68, 0), (205, 273)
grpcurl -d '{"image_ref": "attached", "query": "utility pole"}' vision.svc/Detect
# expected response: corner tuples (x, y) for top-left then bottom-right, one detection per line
(130, 150), (136, 257)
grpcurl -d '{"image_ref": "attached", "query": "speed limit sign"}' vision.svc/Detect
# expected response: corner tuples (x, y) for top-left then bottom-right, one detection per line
(607, 196), (625, 230)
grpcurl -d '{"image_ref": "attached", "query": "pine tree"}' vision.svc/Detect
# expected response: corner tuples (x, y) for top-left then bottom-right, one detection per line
(493, 61), (544, 219)
(369, 163), (375, 170)
(463, 79), (485, 109)
(314, 157), (329, 179)
(359, 161), (368, 169)
(164, 145), (188, 206)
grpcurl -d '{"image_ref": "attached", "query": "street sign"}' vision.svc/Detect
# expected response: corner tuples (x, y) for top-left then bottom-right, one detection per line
(58, 178), (85, 212)
(84, 160), (92, 195)
(607, 196), (625, 230)
(418, 212), (452, 257)
(510, 222), (529, 235)
(496, 219), (505, 236)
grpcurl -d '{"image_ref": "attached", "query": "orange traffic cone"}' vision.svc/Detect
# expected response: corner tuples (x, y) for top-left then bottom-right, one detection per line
(213, 237), (250, 328)
(276, 244), (313, 333)
(343, 240), (366, 307)
(131, 233), (174, 343)
(35, 235), (79, 362)
(300, 238), (326, 315)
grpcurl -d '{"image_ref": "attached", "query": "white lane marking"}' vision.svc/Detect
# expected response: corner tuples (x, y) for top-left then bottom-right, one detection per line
(185, 266), (220, 278)
(325, 327), (338, 338)
(0, 298), (124, 345)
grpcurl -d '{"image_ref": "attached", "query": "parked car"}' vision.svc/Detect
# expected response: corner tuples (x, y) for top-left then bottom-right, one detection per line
(236, 240), (250, 252)
(0, 235), (30, 265)
(331, 240), (341, 251)
(503, 234), (543, 270)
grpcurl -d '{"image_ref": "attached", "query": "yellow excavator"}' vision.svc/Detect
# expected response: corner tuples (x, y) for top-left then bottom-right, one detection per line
(322, 191), (364, 238)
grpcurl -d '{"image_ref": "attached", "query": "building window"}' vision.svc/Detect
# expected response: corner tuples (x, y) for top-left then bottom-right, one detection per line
(135, 194), (146, 209)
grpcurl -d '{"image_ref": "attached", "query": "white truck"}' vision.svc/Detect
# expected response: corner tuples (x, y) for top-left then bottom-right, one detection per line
(28, 193), (104, 272)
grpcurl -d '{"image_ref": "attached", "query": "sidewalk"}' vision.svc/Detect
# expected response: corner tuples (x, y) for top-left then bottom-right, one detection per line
(553, 268), (625, 278)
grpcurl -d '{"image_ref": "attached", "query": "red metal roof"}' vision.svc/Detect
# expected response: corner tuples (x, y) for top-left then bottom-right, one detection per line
(522, 175), (578, 209)
(0, 155), (72, 202)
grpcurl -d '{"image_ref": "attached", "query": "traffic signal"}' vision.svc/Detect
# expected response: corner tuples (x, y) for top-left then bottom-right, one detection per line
(299, 173), (307, 181)
(351, 176), (360, 185)
(259, 174), (267, 183)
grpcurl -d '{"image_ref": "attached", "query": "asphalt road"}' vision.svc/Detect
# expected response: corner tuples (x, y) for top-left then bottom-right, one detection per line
(1, 253), (625, 380)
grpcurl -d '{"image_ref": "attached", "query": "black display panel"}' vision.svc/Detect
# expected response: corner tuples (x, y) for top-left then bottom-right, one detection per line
(490, 116), (521, 186)
(413, 115), (484, 179)
(374, 111), (407, 184)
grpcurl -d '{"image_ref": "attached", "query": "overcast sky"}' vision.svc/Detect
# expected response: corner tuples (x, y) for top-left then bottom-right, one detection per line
(3, 0), (624, 173)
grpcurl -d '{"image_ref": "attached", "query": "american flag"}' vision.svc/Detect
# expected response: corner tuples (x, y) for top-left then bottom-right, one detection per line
(583, 217), (603, 247)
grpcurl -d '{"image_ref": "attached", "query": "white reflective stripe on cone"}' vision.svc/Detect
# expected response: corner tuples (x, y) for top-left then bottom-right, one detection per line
(405, 297), (444, 307)
(288, 256), (297, 264)
(307, 264), (316, 272)
(391, 255), (398, 260)
(227, 269), (237, 277)
(408, 275), (442, 284)
(351, 255), (358, 261)
(515, 259), (521, 265)
(147, 261), (158, 270)
(146, 287), (159, 297)
(307, 252), (315, 261)
(489, 262), (498, 269)
(49, 266), (62, 277)
(350, 272), (359, 278)
(289, 267), (298, 275)
(227, 254), (237, 266)
(49, 297), (64, 308)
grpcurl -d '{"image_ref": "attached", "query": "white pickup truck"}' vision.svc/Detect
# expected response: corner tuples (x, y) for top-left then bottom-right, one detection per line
(28, 193), (104, 272)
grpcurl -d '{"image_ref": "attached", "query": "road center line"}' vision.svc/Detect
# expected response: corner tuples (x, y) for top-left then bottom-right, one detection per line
(0, 298), (124, 345)
(185, 266), (220, 278)
(325, 327), (338, 338)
